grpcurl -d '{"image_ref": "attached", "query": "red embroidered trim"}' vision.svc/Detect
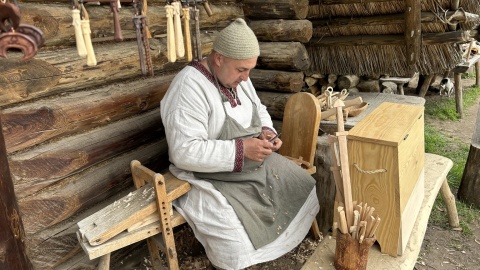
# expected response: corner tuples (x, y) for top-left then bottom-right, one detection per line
(233, 139), (244, 172)
(189, 60), (241, 107)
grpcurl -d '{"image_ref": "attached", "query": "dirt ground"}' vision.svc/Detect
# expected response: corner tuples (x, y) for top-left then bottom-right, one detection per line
(414, 78), (480, 270)
(118, 79), (480, 270)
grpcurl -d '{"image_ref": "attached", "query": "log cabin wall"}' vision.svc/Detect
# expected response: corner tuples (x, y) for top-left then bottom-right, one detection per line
(0, 0), (243, 269)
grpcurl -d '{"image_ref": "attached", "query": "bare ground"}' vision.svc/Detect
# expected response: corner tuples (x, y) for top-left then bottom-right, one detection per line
(115, 79), (480, 270)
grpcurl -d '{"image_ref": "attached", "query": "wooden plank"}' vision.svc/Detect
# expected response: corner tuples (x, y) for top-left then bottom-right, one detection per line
(78, 211), (186, 260)
(301, 153), (453, 270)
(452, 54), (480, 73)
(0, 117), (33, 269)
(77, 172), (190, 246)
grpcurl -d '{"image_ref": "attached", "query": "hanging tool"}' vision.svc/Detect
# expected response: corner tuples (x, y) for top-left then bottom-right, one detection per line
(0, 1), (44, 60)
(192, 5), (201, 60)
(142, 0), (151, 38)
(110, 0), (123, 41)
(80, 2), (97, 66)
(72, 0), (87, 57)
(165, 2), (176, 62)
(182, 4), (192, 62)
(133, 0), (153, 76)
(172, 1), (184, 58)
(201, 0), (212, 17)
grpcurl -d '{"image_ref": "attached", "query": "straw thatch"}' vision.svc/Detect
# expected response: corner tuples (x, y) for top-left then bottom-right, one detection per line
(307, 43), (462, 76)
(306, 0), (479, 76)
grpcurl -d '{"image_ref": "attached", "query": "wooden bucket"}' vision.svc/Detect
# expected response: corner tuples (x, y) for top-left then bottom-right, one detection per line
(334, 230), (376, 270)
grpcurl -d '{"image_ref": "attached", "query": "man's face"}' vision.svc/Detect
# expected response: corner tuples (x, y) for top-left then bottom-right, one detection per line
(215, 54), (257, 89)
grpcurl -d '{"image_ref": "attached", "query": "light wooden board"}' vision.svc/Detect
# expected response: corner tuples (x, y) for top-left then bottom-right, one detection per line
(301, 153), (453, 270)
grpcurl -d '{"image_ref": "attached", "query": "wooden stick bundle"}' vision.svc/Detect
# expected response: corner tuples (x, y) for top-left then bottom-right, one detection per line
(337, 202), (380, 243)
(331, 99), (381, 243)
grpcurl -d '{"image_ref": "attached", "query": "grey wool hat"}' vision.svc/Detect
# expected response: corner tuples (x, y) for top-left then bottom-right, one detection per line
(213, 18), (260, 60)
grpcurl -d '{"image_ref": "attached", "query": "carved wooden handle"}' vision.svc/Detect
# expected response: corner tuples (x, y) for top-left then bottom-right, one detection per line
(182, 7), (192, 62)
(202, 1), (213, 17)
(72, 9), (87, 57)
(110, 0), (123, 42)
(173, 2), (184, 58)
(165, 4), (176, 63)
(81, 20), (97, 66)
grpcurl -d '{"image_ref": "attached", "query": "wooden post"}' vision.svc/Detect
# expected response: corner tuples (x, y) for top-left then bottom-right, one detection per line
(418, 74), (435, 97)
(449, 0), (460, 31)
(0, 116), (33, 270)
(458, 106), (480, 208)
(476, 61), (480, 86)
(454, 72), (464, 118)
(404, 0), (421, 67)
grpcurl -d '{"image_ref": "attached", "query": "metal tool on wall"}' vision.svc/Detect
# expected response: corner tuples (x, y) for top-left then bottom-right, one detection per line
(133, 0), (153, 76)
(0, 0), (45, 60)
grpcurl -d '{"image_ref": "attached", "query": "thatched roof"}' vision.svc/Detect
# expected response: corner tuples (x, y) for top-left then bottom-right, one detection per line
(306, 0), (480, 76)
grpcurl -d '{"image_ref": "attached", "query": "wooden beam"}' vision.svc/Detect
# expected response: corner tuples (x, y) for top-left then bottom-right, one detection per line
(309, 31), (471, 46)
(0, 116), (33, 270)
(311, 11), (478, 27)
(454, 72), (464, 118)
(308, 0), (391, 4)
(405, 0), (421, 66)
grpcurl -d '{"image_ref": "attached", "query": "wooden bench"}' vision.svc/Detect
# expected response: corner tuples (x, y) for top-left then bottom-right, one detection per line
(301, 153), (460, 270)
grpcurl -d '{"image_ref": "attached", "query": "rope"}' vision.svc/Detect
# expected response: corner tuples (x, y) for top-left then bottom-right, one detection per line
(353, 163), (387, 174)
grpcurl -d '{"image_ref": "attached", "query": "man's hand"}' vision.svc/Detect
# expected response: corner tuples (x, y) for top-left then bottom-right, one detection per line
(259, 131), (282, 152)
(243, 138), (274, 162)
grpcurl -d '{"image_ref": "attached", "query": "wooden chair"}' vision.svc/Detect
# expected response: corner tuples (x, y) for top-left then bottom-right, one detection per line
(77, 92), (322, 269)
(278, 92), (322, 239)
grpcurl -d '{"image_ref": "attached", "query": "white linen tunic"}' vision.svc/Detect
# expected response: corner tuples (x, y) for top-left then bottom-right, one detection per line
(160, 64), (320, 269)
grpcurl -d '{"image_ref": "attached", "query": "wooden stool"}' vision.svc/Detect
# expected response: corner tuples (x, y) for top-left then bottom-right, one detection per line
(379, 76), (412, 95)
(77, 160), (191, 270)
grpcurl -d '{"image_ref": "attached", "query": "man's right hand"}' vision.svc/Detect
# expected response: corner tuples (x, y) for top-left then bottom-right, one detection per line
(243, 138), (273, 162)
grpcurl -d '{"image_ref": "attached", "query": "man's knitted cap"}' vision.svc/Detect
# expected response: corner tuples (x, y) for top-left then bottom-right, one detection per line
(213, 18), (260, 59)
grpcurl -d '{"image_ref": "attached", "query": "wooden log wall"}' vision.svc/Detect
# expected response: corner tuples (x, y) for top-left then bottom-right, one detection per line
(0, 0), (317, 268)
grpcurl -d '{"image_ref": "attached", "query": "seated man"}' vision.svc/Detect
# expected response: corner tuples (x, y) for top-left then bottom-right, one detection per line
(160, 18), (319, 270)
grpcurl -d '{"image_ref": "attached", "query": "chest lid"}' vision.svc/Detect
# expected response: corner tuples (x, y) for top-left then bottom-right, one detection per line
(347, 102), (424, 147)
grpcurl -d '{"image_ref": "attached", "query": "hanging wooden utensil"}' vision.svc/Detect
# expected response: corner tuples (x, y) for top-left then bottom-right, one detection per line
(80, 4), (97, 66)
(172, 1), (184, 58)
(182, 6), (192, 62)
(71, 8), (87, 57)
(165, 3), (176, 62)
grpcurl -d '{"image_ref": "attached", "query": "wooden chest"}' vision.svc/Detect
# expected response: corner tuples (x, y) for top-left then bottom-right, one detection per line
(347, 102), (425, 257)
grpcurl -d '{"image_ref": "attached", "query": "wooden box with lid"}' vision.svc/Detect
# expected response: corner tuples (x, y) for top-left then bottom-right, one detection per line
(347, 102), (425, 257)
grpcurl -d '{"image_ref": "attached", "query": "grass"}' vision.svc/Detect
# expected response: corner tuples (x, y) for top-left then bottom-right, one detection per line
(424, 84), (480, 235)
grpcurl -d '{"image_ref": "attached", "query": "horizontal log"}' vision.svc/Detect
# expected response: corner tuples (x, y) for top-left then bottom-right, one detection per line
(243, 0), (309, 19)
(258, 42), (310, 71)
(308, 31), (471, 46)
(257, 91), (293, 121)
(26, 188), (134, 269)
(0, 40), (193, 107)
(250, 69), (304, 92)
(249, 19), (312, 43)
(19, 2), (242, 47)
(311, 11), (479, 28)
(10, 109), (163, 199)
(2, 74), (173, 154)
(18, 139), (169, 235)
(308, 0), (391, 4)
